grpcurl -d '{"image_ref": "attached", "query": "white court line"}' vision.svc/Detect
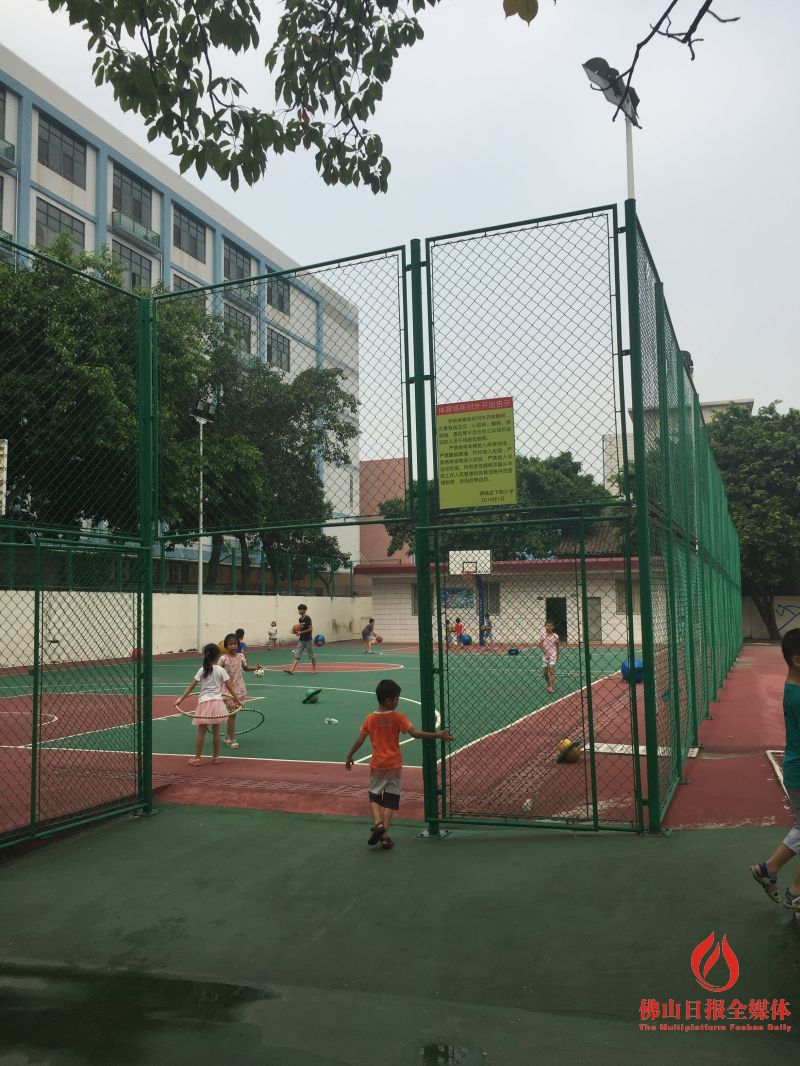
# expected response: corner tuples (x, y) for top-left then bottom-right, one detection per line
(593, 742), (699, 758)
(445, 672), (619, 761)
(766, 750), (789, 801)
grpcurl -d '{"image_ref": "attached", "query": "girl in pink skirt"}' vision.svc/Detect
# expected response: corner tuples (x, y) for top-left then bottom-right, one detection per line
(219, 632), (262, 750)
(175, 643), (242, 765)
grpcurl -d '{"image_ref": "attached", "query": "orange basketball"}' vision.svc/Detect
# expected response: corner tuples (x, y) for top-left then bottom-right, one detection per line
(376, 635), (383, 643)
(292, 624), (302, 635)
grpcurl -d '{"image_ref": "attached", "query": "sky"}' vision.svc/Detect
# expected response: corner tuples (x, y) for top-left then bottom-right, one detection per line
(3, 0), (798, 411)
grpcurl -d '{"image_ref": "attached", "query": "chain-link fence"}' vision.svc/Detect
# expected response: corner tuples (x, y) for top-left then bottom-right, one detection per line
(626, 204), (742, 830)
(0, 240), (150, 846)
(0, 539), (146, 846)
(425, 518), (641, 830)
(416, 208), (643, 831)
(1, 200), (742, 843)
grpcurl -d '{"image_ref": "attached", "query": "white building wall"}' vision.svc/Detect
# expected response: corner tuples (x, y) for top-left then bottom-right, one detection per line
(0, 591), (372, 668)
(371, 571), (642, 646)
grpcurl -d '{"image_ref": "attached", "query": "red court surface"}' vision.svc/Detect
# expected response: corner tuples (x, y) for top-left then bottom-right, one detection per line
(664, 643), (790, 830)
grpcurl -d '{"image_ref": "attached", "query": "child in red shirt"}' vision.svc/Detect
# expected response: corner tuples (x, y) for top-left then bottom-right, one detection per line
(345, 679), (452, 850)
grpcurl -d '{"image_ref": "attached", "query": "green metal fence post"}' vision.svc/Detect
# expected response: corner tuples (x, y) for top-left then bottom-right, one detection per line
(30, 539), (42, 837)
(655, 283), (683, 780)
(410, 237), (440, 836)
(578, 518), (600, 829)
(137, 297), (155, 813)
(625, 199), (663, 832)
(676, 360), (700, 743)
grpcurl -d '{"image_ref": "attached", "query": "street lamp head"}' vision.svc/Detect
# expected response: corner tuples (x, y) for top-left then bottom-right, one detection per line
(582, 57), (641, 127)
(192, 398), (218, 424)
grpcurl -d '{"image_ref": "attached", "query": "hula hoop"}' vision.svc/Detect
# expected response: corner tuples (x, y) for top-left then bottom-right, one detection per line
(175, 698), (266, 737)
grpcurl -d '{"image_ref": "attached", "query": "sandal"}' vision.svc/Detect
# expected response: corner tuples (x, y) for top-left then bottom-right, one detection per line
(380, 836), (394, 850)
(783, 888), (800, 912)
(751, 862), (781, 904)
(188, 757), (203, 766)
(368, 823), (385, 846)
(227, 738), (239, 750)
(211, 756), (222, 764)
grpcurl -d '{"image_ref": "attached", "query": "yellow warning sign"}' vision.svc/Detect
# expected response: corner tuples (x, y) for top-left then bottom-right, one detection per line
(435, 397), (517, 510)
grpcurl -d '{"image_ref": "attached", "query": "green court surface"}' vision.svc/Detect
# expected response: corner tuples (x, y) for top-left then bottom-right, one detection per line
(0, 807), (797, 1064)
(9, 643), (637, 766)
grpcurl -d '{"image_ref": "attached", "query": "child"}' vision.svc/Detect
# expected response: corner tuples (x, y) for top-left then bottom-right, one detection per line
(751, 628), (800, 912)
(235, 628), (247, 653)
(539, 619), (560, 694)
(267, 620), (278, 649)
(219, 632), (262, 749)
(175, 643), (242, 765)
(344, 679), (453, 850)
(481, 614), (494, 645)
(362, 618), (376, 654)
(453, 617), (464, 647)
(283, 604), (317, 675)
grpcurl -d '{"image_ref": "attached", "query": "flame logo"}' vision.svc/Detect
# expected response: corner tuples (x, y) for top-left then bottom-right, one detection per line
(690, 932), (740, 992)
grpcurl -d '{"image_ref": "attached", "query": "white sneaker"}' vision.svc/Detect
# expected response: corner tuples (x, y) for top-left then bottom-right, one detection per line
(223, 736), (232, 747)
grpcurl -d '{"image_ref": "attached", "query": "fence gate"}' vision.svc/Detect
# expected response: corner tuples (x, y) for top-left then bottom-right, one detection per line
(0, 540), (148, 846)
(424, 520), (642, 832)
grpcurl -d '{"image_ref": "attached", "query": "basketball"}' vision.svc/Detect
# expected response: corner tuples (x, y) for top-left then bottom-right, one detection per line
(292, 624), (302, 635)
(557, 738), (581, 763)
(314, 634), (325, 646)
(376, 635), (383, 643)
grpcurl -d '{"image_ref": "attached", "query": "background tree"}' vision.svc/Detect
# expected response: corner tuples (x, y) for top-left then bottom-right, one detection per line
(380, 451), (614, 560)
(706, 402), (800, 639)
(1, 243), (357, 585)
(47, 0), (738, 191)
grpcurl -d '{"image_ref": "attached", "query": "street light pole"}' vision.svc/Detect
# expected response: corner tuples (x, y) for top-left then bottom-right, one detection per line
(197, 418), (204, 651)
(192, 398), (217, 651)
(625, 116), (635, 200)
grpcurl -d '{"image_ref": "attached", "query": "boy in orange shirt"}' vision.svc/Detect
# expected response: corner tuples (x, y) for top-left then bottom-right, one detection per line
(345, 679), (452, 850)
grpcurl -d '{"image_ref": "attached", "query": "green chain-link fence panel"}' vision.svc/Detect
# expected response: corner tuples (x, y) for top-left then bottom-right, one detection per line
(417, 207), (643, 831)
(0, 540), (146, 846)
(426, 518), (640, 830)
(0, 240), (151, 846)
(153, 249), (410, 544)
(627, 204), (742, 830)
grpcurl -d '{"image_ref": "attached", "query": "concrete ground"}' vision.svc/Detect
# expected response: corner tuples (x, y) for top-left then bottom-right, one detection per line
(1, 805), (799, 1064)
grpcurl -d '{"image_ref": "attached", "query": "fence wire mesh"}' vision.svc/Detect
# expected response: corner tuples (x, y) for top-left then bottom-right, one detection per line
(630, 215), (742, 827)
(428, 520), (639, 829)
(0, 541), (144, 846)
(0, 243), (141, 538)
(154, 249), (409, 544)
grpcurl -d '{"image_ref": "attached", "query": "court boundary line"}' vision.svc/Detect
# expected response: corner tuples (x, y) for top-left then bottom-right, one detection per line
(766, 749), (788, 800)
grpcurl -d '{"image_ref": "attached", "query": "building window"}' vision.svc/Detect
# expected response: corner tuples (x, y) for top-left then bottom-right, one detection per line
(173, 205), (206, 262)
(267, 276), (290, 314)
(37, 113), (87, 188)
(35, 198), (85, 251)
(224, 303), (253, 359)
(224, 238), (251, 281)
(112, 164), (152, 225)
(615, 578), (640, 614)
(172, 273), (197, 292)
(112, 240), (152, 291)
(0, 87), (5, 139)
(267, 328), (290, 372)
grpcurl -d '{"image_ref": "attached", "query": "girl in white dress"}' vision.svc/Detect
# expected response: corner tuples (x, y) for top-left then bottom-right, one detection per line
(175, 643), (242, 765)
